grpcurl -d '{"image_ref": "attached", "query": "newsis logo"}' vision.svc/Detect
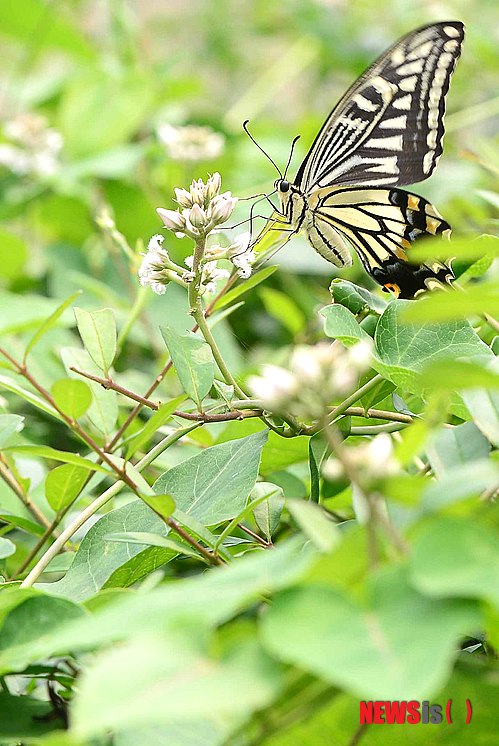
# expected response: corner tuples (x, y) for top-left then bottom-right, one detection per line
(359, 699), (473, 725)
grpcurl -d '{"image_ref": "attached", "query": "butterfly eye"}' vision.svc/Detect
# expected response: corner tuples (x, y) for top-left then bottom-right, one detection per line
(279, 180), (290, 193)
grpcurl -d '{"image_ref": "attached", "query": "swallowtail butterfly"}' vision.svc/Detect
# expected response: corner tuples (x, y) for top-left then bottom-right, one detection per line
(268, 22), (465, 298)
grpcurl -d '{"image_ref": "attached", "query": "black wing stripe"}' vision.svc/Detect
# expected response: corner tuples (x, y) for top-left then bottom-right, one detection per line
(295, 22), (464, 191)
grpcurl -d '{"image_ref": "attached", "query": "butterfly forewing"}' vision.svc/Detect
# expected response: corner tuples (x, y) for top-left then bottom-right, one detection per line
(295, 22), (464, 191)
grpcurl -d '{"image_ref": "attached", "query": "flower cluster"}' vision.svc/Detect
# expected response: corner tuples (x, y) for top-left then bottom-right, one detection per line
(0, 113), (63, 178)
(248, 339), (373, 419)
(323, 432), (399, 483)
(138, 235), (178, 295)
(157, 172), (237, 239)
(139, 174), (256, 295)
(158, 123), (225, 162)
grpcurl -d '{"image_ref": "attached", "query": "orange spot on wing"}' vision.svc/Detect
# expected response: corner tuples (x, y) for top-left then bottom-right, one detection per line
(384, 283), (401, 298)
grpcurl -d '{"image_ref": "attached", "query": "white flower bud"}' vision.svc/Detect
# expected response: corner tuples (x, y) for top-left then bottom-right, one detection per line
(156, 208), (186, 233)
(189, 185), (205, 206)
(290, 346), (323, 383)
(322, 457), (345, 481)
(206, 172), (222, 200)
(364, 433), (398, 477)
(210, 194), (237, 225)
(248, 365), (298, 409)
(189, 203), (208, 228)
(174, 187), (193, 208)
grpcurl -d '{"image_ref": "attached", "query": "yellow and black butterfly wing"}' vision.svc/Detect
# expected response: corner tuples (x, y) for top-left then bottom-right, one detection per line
(308, 186), (453, 298)
(295, 22), (464, 191)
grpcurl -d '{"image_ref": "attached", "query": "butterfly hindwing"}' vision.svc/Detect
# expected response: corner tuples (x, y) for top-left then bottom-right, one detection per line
(307, 186), (453, 298)
(295, 22), (464, 191)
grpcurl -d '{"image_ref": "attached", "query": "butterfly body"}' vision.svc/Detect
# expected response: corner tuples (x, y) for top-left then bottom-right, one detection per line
(272, 21), (465, 298)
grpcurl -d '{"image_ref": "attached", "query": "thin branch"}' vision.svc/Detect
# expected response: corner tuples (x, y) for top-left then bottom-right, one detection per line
(70, 367), (160, 409)
(238, 523), (271, 547)
(0, 455), (55, 533)
(327, 374), (385, 423)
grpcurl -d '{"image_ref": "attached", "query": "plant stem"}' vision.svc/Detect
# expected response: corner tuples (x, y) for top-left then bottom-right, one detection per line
(327, 374), (384, 422)
(0, 455), (55, 533)
(350, 422), (408, 435)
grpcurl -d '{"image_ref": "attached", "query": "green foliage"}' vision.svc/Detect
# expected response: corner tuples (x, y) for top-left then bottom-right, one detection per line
(0, 1), (497, 743)
(161, 325), (216, 407)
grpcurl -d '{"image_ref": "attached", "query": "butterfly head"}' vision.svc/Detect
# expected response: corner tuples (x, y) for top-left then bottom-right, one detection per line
(274, 178), (302, 222)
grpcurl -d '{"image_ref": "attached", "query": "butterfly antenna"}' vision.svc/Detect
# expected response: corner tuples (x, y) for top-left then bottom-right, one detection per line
(283, 135), (300, 179)
(243, 120), (282, 177)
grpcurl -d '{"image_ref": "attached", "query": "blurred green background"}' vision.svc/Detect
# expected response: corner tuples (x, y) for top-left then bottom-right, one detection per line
(0, 0), (497, 404)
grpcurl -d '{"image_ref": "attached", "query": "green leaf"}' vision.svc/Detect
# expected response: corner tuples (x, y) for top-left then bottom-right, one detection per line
(74, 307), (117, 375)
(71, 636), (281, 738)
(329, 279), (387, 315)
(458, 252), (495, 283)
(3, 538), (314, 668)
(51, 378), (93, 420)
(214, 266), (277, 310)
(107, 532), (200, 561)
(41, 501), (170, 601)
(407, 233), (499, 263)
(24, 290), (81, 361)
(287, 499), (339, 552)
(427, 421), (490, 477)
(0, 538), (15, 559)
(61, 347), (118, 436)
(402, 283), (499, 322)
(252, 483), (285, 541)
(0, 0), (95, 59)
(259, 286), (306, 335)
(260, 431), (310, 473)
(308, 434), (327, 503)
(161, 326), (216, 408)
(262, 567), (479, 699)
(321, 304), (370, 345)
(153, 431), (268, 525)
(0, 375), (61, 421)
(410, 518), (499, 607)
(420, 358), (499, 392)
(138, 493), (175, 524)
(0, 227), (27, 281)
(372, 300), (491, 392)
(59, 70), (155, 157)
(4, 445), (110, 474)
(0, 589), (84, 675)
(0, 414), (24, 448)
(462, 388), (499, 446)
(0, 691), (65, 738)
(0, 290), (75, 336)
(0, 514), (44, 537)
(44, 463), (90, 512)
(125, 396), (186, 458)
(421, 459), (499, 508)
(359, 376), (396, 410)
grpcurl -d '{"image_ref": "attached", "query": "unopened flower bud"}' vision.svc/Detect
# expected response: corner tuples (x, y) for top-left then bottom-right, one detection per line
(189, 203), (207, 228)
(174, 187), (192, 208)
(157, 208), (186, 232)
(248, 365), (298, 410)
(206, 171), (222, 200)
(211, 194), (237, 224)
(189, 184), (205, 206)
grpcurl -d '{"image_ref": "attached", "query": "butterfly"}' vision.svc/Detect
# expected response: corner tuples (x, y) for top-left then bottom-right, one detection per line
(256, 21), (465, 299)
